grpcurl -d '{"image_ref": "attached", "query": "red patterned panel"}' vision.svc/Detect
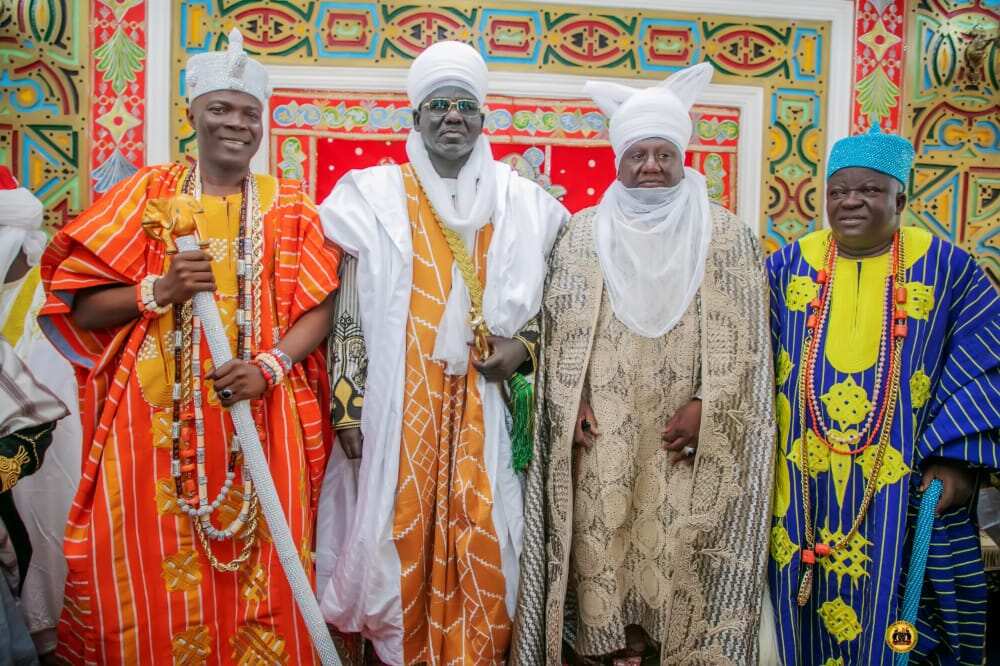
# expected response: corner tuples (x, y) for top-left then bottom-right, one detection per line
(90, 0), (146, 199)
(851, 0), (906, 133)
(271, 91), (739, 216)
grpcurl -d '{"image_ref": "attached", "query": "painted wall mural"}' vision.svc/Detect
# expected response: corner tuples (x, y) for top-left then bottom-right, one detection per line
(1, 0), (90, 229)
(2, 0), (146, 231)
(90, 0), (147, 197)
(3, 0), (995, 272)
(901, 0), (999, 285)
(269, 91), (739, 215)
(173, 1), (830, 252)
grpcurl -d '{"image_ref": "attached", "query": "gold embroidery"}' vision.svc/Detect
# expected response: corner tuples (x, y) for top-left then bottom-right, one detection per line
(155, 478), (182, 515)
(240, 563), (268, 603)
(819, 597), (862, 643)
(822, 658), (845, 666)
(152, 410), (172, 449)
(172, 625), (212, 665)
(136, 323), (176, 408)
(300, 534), (313, 571)
(0, 446), (30, 492)
(217, 484), (246, 525)
(909, 369), (931, 409)
(162, 550), (202, 592)
(230, 623), (288, 665)
(786, 275), (819, 312)
(818, 527), (870, 586)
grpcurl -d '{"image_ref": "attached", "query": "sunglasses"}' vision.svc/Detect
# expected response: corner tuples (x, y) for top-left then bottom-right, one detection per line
(421, 98), (481, 117)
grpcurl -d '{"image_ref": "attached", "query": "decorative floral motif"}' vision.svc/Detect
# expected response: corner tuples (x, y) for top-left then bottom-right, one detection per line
(905, 282), (935, 320)
(857, 443), (911, 492)
(230, 623), (288, 665)
(819, 597), (863, 643)
(776, 348), (794, 385)
(155, 478), (181, 515)
(172, 624), (212, 665)
(818, 527), (871, 587)
(788, 429), (830, 477)
(821, 377), (873, 430)
(770, 524), (798, 568)
(93, 25), (145, 95)
(161, 550), (202, 592)
(909, 369), (931, 409)
(240, 562), (268, 602)
(786, 275), (820, 312)
(277, 138), (306, 181)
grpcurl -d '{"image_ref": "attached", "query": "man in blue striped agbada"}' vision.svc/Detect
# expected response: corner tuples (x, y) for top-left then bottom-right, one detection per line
(766, 123), (999, 665)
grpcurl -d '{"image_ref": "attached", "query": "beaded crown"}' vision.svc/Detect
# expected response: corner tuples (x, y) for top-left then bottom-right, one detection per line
(826, 121), (915, 188)
(185, 29), (270, 106)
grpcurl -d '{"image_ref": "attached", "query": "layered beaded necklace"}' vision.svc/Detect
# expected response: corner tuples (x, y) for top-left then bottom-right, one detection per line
(795, 230), (908, 606)
(168, 165), (264, 572)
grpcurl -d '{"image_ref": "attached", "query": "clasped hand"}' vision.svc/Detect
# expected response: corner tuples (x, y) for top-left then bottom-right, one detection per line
(470, 336), (529, 382)
(573, 397), (702, 466)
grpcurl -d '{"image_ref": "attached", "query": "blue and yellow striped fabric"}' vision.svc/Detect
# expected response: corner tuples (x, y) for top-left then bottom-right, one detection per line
(766, 227), (1000, 666)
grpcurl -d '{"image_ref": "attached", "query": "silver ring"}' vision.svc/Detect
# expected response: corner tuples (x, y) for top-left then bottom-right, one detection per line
(219, 388), (234, 400)
(682, 446), (696, 457)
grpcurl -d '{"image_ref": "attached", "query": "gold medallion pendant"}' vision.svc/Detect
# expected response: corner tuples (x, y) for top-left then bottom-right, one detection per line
(886, 620), (918, 653)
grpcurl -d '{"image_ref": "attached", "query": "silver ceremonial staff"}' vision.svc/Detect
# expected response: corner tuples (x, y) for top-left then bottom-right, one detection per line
(146, 195), (341, 665)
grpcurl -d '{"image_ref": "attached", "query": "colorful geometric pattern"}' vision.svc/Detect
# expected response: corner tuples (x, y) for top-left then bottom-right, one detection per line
(90, 0), (147, 198)
(2, 0), (90, 229)
(851, 0), (905, 134)
(174, 1), (830, 251)
(901, 0), (999, 285)
(269, 91), (739, 215)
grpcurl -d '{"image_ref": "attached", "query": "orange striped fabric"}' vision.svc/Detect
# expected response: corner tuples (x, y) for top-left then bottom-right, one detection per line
(392, 165), (512, 665)
(38, 164), (340, 665)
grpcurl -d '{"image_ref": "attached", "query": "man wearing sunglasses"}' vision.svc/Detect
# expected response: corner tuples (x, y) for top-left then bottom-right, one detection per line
(317, 41), (569, 666)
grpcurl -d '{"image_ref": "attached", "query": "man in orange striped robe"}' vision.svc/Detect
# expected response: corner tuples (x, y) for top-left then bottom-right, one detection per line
(316, 41), (568, 666)
(38, 32), (341, 664)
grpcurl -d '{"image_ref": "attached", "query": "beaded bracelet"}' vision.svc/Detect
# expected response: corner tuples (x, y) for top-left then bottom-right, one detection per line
(269, 347), (293, 374)
(136, 275), (171, 319)
(251, 358), (277, 389)
(253, 352), (285, 389)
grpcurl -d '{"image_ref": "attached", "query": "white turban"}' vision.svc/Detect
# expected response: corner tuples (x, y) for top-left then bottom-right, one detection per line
(0, 168), (46, 272)
(186, 29), (270, 106)
(585, 62), (714, 166)
(406, 41), (488, 107)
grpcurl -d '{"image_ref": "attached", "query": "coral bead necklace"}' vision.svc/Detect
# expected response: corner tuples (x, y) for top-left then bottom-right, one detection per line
(795, 230), (908, 606)
(168, 165), (264, 573)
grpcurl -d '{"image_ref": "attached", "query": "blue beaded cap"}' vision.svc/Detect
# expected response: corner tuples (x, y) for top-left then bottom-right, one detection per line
(826, 120), (915, 188)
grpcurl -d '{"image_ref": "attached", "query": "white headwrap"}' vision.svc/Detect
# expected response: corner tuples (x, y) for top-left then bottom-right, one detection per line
(586, 62), (715, 338)
(405, 41), (497, 375)
(585, 62), (714, 166)
(0, 169), (46, 274)
(406, 40), (489, 107)
(186, 29), (270, 106)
